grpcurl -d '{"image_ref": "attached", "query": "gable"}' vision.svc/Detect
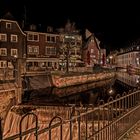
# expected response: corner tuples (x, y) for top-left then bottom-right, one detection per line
(84, 34), (100, 50)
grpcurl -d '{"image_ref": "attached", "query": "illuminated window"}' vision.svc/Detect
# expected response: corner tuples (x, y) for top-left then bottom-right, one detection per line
(91, 49), (94, 53)
(27, 45), (39, 54)
(45, 47), (56, 55)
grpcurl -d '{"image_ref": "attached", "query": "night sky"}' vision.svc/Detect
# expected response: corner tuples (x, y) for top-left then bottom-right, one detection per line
(1, 0), (140, 51)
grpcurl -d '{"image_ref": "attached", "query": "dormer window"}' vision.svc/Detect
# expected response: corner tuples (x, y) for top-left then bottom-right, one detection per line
(6, 22), (12, 29)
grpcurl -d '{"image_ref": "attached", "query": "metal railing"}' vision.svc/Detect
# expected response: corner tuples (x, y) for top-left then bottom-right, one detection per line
(1, 87), (140, 140)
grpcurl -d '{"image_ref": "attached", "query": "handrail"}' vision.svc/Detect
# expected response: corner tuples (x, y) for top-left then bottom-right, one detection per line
(2, 89), (140, 140)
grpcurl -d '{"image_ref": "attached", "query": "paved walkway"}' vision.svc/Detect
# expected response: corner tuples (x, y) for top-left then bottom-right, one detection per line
(123, 122), (140, 140)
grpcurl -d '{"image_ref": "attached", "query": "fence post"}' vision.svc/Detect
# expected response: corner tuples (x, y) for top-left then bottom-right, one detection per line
(0, 117), (3, 140)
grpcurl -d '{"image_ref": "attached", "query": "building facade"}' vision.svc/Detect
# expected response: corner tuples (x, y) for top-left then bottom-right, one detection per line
(0, 16), (26, 80)
(0, 15), (105, 76)
(116, 46), (140, 69)
(57, 20), (83, 72)
(82, 32), (101, 67)
(25, 25), (60, 73)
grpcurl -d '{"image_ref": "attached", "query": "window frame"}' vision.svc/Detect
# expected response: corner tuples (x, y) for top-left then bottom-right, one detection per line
(11, 34), (18, 42)
(0, 33), (7, 42)
(45, 46), (56, 55)
(11, 49), (18, 57)
(27, 45), (39, 55)
(6, 22), (12, 29)
(0, 48), (7, 56)
(46, 35), (56, 43)
(27, 33), (39, 41)
(0, 61), (7, 68)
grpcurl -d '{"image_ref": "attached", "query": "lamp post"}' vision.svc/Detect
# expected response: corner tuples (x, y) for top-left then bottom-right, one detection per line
(109, 55), (113, 67)
(11, 55), (22, 104)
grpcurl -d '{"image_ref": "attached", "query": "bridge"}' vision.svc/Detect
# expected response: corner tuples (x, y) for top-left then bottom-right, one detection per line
(1, 87), (140, 140)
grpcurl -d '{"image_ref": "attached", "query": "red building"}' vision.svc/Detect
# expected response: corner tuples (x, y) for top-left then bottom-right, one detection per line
(82, 29), (100, 67)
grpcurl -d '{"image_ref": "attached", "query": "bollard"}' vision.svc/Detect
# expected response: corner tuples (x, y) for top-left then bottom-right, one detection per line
(0, 117), (2, 140)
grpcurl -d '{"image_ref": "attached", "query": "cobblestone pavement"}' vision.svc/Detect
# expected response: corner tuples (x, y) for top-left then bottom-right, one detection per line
(122, 122), (140, 140)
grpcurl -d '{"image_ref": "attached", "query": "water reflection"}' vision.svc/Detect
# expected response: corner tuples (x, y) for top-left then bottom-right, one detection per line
(22, 72), (140, 107)
(23, 78), (115, 106)
(116, 71), (140, 88)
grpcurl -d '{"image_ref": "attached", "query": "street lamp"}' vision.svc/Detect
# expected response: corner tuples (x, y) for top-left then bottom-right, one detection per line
(109, 55), (113, 67)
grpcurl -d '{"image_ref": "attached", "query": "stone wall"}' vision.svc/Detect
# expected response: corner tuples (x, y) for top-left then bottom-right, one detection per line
(51, 72), (115, 88)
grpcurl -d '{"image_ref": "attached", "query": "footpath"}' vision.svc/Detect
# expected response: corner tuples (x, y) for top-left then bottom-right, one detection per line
(123, 121), (140, 140)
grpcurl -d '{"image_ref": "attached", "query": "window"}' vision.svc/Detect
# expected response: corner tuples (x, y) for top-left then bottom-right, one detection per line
(91, 49), (94, 53)
(77, 41), (81, 46)
(47, 36), (50, 42)
(51, 36), (55, 42)
(28, 47), (32, 53)
(46, 35), (56, 43)
(11, 49), (18, 57)
(0, 48), (7, 56)
(91, 39), (94, 42)
(0, 61), (7, 68)
(71, 41), (75, 46)
(27, 45), (39, 54)
(0, 34), (7, 41)
(45, 47), (56, 55)
(27, 33), (39, 41)
(11, 34), (18, 42)
(48, 62), (52, 67)
(6, 22), (12, 29)
(34, 62), (38, 67)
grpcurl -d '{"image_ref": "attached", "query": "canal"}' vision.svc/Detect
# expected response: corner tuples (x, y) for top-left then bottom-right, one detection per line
(22, 71), (140, 107)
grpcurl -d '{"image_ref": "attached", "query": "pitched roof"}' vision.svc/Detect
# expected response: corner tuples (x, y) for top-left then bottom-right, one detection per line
(83, 32), (100, 50)
(85, 29), (92, 39)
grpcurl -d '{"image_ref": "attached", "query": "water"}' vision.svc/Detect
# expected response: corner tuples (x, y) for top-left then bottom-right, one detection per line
(22, 71), (140, 107)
